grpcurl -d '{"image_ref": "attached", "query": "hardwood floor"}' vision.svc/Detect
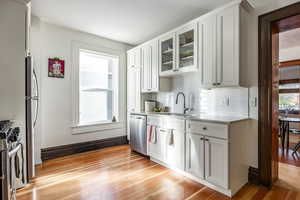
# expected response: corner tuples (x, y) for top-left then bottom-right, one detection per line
(17, 145), (300, 200)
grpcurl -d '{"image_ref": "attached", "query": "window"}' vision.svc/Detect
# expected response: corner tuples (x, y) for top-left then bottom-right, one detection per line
(77, 49), (119, 126)
(279, 93), (300, 114)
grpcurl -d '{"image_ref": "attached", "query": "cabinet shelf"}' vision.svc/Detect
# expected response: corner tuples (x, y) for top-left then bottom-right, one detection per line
(180, 55), (193, 61)
(180, 42), (194, 48)
(162, 49), (173, 54)
(162, 60), (173, 65)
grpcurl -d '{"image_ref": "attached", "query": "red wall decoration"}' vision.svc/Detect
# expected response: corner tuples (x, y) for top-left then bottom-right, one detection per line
(48, 58), (65, 78)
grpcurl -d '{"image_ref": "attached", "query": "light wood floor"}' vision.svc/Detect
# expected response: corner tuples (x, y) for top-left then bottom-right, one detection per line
(17, 145), (300, 200)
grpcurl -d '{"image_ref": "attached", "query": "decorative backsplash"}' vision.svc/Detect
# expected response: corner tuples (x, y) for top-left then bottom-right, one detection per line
(154, 73), (249, 117)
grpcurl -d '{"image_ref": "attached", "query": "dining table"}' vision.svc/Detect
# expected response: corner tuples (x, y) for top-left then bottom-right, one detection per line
(279, 117), (300, 151)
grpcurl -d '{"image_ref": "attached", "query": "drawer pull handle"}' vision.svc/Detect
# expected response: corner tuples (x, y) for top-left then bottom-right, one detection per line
(202, 127), (207, 130)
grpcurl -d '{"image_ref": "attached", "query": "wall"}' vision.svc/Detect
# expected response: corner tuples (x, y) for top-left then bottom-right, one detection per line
(31, 17), (131, 163)
(156, 74), (249, 117)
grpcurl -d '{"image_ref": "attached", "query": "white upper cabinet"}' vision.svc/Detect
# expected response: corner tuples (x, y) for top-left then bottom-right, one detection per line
(199, 4), (241, 88)
(176, 23), (198, 73)
(127, 48), (141, 113)
(216, 5), (239, 87)
(159, 23), (198, 76)
(141, 40), (170, 93)
(159, 33), (176, 76)
(128, 1), (248, 86)
(141, 45), (151, 92)
(198, 15), (217, 88)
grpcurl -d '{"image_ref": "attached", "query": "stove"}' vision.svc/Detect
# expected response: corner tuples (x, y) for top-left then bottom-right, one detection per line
(0, 120), (22, 200)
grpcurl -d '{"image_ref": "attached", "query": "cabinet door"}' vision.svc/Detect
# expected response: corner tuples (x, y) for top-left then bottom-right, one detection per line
(165, 130), (184, 170)
(150, 40), (159, 92)
(141, 45), (151, 92)
(176, 23), (198, 73)
(159, 33), (176, 75)
(186, 133), (205, 179)
(216, 5), (239, 87)
(134, 67), (141, 112)
(198, 15), (217, 88)
(147, 126), (166, 162)
(127, 65), (136, 113)
(204, 137), (228, 189)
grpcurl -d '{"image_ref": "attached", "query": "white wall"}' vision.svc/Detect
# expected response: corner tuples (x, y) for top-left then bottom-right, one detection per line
(31, 17), (131, 159)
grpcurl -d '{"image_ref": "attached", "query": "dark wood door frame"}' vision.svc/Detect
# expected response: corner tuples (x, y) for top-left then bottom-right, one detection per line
(258, 2), (300, 187)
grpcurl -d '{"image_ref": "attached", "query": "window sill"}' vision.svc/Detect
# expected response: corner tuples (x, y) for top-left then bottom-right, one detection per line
(71, 121), (124, 135)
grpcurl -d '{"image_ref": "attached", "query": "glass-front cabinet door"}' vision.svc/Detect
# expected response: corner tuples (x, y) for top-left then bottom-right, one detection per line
(176, 23), (198, 72)
(159, 33), (176, 76)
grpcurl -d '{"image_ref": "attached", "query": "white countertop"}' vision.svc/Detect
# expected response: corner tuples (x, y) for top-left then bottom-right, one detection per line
(130, 112), (249, 124)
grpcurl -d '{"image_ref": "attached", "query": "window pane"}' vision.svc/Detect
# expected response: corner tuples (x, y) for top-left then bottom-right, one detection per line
(279, 93), (300, 114)
(80, 91), (113, 123)
(79, 49), (116, 124)
(80, 51), (111, 90)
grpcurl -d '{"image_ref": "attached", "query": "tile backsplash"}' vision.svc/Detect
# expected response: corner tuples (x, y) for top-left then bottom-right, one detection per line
(154, 73), (249, 117)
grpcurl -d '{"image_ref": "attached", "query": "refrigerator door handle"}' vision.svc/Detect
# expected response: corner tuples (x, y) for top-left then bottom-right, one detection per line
(33, 68), (39, 128)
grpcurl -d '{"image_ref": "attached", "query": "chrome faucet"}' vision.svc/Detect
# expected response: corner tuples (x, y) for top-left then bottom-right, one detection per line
(175, 92), (189, 114)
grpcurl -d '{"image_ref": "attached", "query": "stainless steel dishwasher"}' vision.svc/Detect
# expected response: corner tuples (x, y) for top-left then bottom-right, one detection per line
(129, 114), (147, 155)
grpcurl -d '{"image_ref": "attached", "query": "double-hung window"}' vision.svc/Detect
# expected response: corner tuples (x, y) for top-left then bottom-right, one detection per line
(73, 46), (119, 128)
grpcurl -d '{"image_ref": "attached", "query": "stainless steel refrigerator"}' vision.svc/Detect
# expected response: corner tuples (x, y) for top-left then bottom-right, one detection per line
(25, 56), (39, 181)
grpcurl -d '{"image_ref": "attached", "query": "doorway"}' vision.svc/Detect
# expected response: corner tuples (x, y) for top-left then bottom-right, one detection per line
(258, 2), (300, 188)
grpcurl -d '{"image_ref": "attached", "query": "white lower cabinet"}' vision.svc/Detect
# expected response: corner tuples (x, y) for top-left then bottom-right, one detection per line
(165, 129), (184, 170)
(147, 117), (251, 197)
(186, 133), (205, 179)
(147, 126), (166, 162)
(147, 117), (185, 170)
(204, 137), (228, 189)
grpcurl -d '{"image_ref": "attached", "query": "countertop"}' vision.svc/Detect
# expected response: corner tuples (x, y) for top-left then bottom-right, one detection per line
(130, 112), (250, 124)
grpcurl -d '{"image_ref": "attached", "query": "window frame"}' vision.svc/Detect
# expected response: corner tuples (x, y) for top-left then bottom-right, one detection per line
(71, 41), (122, 134)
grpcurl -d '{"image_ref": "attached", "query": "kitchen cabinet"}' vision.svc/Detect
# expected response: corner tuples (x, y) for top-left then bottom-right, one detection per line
(186, 120), (229, 188)
(198, 15), (216, 88)
(216, 5), (239, 87)
(159, 33), (176, 76)
(199, 5), (240, 88)
(186, 133), (205, 179)
(127, 48), (141, 140)
(176, 23), (198, 73)
(141, 40), (171, 93)
(165, 129), (185, 170)
(127, 48), (141, 113)
(147, 126), (166, 162)
(159, 23), (198, 76)
(147, 116), (185, 170)
(204, 136), (229, 189)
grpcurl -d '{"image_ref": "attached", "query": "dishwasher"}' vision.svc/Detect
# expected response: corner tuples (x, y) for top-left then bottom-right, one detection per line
(129, 114), (147, 155)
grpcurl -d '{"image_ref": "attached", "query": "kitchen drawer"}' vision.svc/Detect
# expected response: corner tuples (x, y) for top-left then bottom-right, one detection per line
(164, 118), (185, 131)
(147, 116), (162, 127)
(187, 120), (228, 139)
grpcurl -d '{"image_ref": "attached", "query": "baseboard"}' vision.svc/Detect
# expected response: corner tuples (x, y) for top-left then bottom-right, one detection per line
(248, 167), (260, 185)
(41, 136), (128, 161)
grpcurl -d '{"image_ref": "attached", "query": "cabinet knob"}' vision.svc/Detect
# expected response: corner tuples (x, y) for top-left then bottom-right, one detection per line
(217, 83), (221, 86)
(202, 127), (207, 130)
(173, 69), (179, 72)
(204, 138), (209, 141)
(200, 137), (204, 140)
(212, 83), (217, 86)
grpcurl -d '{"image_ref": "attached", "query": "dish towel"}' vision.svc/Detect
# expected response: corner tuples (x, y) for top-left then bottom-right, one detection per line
(148, 125), (157, 144)
(168, 129), (174, 146)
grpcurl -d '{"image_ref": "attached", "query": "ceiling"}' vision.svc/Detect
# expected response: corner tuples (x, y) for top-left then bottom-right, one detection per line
(31, 0), (297, 45)
(280, 28), (300, 49)
(31, 0), (233, 45)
